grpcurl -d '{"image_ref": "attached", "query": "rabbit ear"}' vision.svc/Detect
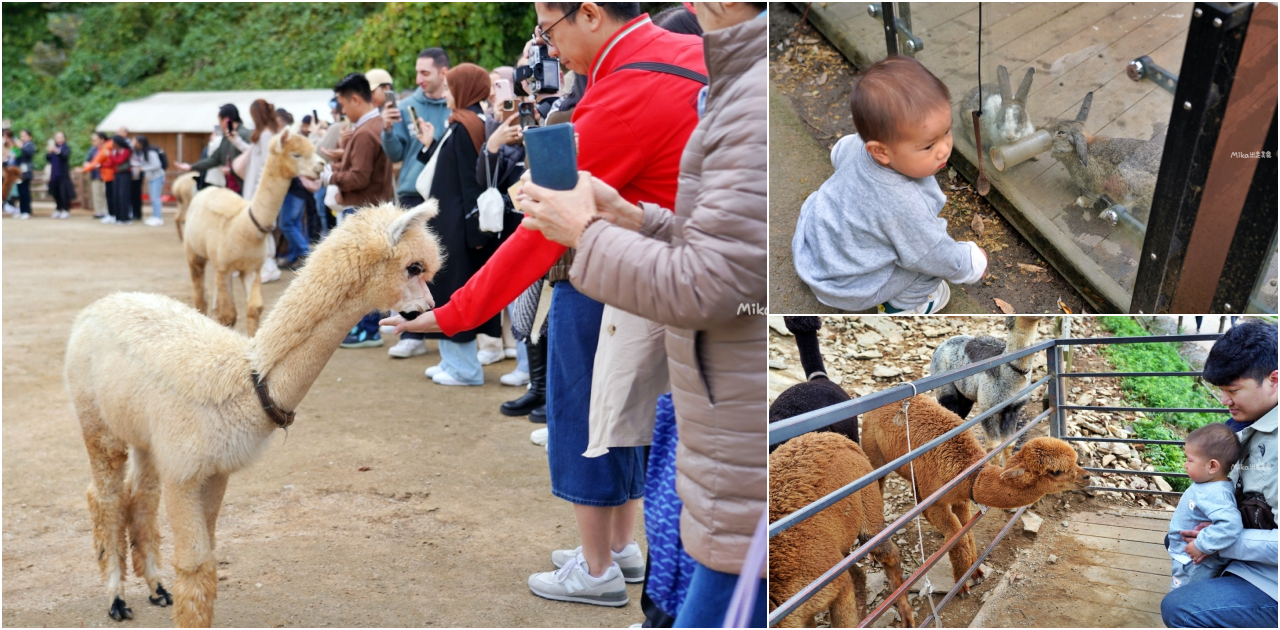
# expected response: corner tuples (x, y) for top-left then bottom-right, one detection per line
(1015, 68), (1035, 103)
(1073, 130), (1089, 167)
(997, 65), (1012, 100)
(1076, 92), (1094, 123)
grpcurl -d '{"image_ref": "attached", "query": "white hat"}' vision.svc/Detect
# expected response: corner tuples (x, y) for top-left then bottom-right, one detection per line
(365, 68), (393, 88)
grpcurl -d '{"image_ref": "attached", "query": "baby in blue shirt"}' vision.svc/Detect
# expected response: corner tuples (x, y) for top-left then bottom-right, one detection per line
(1166, 423), (1243, 590)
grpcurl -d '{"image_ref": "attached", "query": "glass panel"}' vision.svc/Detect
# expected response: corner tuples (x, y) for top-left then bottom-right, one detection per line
(813, 2), (1194, 309)
(1245, 232), (1277, 314)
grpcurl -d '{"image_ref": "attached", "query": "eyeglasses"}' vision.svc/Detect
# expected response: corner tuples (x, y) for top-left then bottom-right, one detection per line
(537, 5), (579, 46)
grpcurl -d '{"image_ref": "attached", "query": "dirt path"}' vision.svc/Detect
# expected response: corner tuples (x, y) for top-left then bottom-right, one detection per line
(2, 208), (643, 628)
(768, 316), (1161, 627)
(769, 4), (1089, 315)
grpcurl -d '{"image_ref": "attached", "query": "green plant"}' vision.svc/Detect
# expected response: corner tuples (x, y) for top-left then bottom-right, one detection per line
(1132, 418), (1189, 492)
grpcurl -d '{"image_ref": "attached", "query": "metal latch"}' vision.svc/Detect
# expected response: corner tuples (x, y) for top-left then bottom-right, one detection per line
(867, 4), (925, 53)
(1127, 55), (1178, 95)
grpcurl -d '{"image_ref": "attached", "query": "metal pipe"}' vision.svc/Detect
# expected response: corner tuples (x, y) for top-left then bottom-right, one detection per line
(1060, 405), (1230, 413)
(1062, 436), (1186, 445)
(770, 375), (1051, 538)
(1086, 486), (1183, 497)
(1082, 467), (1189, 478)
(1057, 334), (1223, 345)
(770, 340), (1054, 444)
(917, 506), (1029, 628)
(858, 508), (986, 628)
(991, 128), (1052, 171)
(767, 408), (1050, 626)
(1061, 371), (1204, 377)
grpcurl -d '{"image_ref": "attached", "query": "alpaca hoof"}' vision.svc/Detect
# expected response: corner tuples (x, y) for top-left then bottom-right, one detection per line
(958, 584), (972, 599)
(971, 565), (988, 583)
(109, 596), (134, 621)
(149, 583), (173, 606)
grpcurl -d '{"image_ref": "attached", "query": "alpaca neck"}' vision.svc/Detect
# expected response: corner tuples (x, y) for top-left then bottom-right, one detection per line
(245, 155), (292, 230)
(1006, 319), (1040, 372)
(970, 465), (1045, 508)
(794, 331), (827, 379)
(248, 262), (375, 412)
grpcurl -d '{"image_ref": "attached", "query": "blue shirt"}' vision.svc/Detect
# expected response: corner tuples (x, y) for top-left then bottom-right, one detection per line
(1167, 480), (1242, 563)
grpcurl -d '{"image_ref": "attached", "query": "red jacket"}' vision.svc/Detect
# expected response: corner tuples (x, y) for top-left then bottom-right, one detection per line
(434, 15), (705, 335)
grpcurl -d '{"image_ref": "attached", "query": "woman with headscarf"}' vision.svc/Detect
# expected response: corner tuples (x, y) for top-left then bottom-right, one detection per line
(409, 63), (498, 386)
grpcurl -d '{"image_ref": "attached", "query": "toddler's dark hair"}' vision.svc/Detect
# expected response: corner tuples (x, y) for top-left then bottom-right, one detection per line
(850, 55), (951, 144)
(1186, 423), (1241, 471)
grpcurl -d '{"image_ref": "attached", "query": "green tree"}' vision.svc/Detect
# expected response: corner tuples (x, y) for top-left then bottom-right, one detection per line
(333, 3), (537, 87)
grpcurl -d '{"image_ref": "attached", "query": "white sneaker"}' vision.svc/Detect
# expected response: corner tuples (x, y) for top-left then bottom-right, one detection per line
(425, 365), (444, 379)
(260, 258), (282, 283)
(100, 215), (117, 224)
(505, 347), (518, 359)
(388, 338), (427, 358)
(17, 213), (30, 220)
(881, 281), (951, 314)
(552, 542), (645, 583)
(531, 427), (548, 446)
(432, 371), (482, 386)
(477, 348), (504, 365)
(500, 370), (530, 387)
(143, 216), (164, 227)
(528, 553), (629, 607)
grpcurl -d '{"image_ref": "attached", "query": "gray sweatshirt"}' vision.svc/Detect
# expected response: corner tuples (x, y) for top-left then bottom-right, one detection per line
(792, 134), (984, 310)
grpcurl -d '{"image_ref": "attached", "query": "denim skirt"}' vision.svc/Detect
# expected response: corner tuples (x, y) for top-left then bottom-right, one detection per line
(546, 281), (646, 507)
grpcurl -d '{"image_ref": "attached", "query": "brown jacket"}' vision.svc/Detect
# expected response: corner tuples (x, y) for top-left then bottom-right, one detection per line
(570, 17), (767, 574)
(332, 114), (394, 208)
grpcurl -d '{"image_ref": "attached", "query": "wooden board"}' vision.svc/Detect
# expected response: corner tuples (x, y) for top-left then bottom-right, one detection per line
(1074, 510), (1171, 532)
(1069, 521), (1167, 544)
(1070, 532), (1170, 559)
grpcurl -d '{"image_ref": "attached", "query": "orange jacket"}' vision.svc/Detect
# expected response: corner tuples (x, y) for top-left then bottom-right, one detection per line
(83, 140), (117, 182)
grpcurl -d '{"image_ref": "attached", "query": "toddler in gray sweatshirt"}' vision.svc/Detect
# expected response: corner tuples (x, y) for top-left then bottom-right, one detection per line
(792, 56), (986, 313)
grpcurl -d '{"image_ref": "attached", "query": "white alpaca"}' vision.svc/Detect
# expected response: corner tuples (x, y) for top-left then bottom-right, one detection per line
(65, 203), (441, 627)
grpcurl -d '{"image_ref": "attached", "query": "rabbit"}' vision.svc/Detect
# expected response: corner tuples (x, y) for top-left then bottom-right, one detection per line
(961, 65), (1037, 148)
(1048, 92), (1163, 226)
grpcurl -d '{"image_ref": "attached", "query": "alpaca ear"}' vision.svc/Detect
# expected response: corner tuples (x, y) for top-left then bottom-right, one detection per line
(1000, 464), (1026, 479)
(388, 199), (439, 246)
(271, 127), (290, 153)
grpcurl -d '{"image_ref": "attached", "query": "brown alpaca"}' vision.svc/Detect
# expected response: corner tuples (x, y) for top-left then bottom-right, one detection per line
(66, 203), (441, 627)
(769, 432), (915, 628)
(860, 395), (1088, 597)
(170, 171), (198, 241)
(182, 127), (323, 336)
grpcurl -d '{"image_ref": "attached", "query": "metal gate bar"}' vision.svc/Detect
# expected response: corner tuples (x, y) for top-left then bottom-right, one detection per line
(915, 505), (1030, 629)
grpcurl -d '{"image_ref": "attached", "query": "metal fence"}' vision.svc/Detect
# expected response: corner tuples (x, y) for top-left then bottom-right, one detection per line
(767, 331), (1226, 627)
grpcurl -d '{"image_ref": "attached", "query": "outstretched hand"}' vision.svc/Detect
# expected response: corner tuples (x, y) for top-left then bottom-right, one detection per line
(379, 311), (442, 335)
(518, 171), (598, 249)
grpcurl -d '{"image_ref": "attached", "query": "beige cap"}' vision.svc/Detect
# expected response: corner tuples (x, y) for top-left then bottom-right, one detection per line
(365, 68), (393, 88)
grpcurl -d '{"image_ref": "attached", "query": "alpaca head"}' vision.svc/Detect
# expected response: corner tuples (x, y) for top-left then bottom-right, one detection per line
(266, 127), (323, 180)
(297, 202), (443, 317)
(997, 436), (1090, 495)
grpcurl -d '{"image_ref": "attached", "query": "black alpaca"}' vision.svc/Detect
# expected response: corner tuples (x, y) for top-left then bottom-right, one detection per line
(769, 317), (858, 453)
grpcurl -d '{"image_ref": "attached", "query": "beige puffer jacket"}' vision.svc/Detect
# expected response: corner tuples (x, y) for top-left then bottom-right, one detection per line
(570, 16), (767, 575)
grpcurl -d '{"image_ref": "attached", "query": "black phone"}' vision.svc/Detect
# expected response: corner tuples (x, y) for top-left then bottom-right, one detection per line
(519, 102), (537, 130)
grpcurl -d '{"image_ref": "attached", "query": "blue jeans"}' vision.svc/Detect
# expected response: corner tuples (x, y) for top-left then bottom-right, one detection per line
(279, 193), (309, 263)
(1161, 573), (1278, 627)
(312, 188), (328, 238)
(515, 340), (529, 374)
(546, 281), (645, 507)
(674, 560), (767, 628)
(148, 177), (164, 219)
(438, 338), (483, 385)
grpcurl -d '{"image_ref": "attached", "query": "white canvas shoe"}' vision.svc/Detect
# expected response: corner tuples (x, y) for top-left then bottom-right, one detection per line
(500, 370), (530, 387)
(387, 338), (427, 358)
(432, 371), (482, 386)
(528, 553), (628, 607)
(260, 258), (282, 283)
(477, 348), (505, 365)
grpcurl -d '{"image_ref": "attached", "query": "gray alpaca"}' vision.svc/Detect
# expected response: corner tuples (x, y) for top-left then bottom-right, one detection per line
(930, 316), (1044, 465)
(1049, 92), (1163, 226)
(961, 65), (1037, 148)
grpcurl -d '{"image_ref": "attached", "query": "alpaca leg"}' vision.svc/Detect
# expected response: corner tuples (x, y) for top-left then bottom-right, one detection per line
(165, 479), (217, 628)
(213, 269), (236, 329)
(126, 447), (171, 607)
(922, 503), (969, 599)
(950, 501), (984, 586)
(828, 571), (862, 628)
(202, 472), (230, 552)
(187, 254), (208, 315)
(83, 429), (133, 621)
(870, 539), (915, 627)
(244, 270), (263, 337)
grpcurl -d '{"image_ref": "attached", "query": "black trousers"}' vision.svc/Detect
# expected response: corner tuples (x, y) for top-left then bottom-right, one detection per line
(130, 176), (143, 220)
(17, 179), (32, 215)
(112, 178), (133, 222)
(49, 176), (72, 211)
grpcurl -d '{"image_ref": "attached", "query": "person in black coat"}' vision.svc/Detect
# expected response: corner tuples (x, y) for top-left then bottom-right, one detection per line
(46, 131), (76, 219)
(410, 62), (499, 387)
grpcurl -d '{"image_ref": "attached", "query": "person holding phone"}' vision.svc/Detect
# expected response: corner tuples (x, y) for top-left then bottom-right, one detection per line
(177, 104), (251, 196)
(46, 131), (75, 219)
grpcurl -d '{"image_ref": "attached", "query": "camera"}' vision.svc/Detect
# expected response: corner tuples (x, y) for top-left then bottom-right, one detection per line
(514, 44), (561, 96)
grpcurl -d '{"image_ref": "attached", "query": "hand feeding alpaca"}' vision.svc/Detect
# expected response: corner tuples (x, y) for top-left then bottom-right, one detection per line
(769, 432), (915, 628)
(930, 316), (1045, 465)
(860, 395), (1088, 597)
(66, 202), (441, 627)
(182, 127), (324, 336)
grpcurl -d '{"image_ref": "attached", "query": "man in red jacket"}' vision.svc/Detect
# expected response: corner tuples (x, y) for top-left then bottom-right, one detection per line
(387, 1), (706, 608)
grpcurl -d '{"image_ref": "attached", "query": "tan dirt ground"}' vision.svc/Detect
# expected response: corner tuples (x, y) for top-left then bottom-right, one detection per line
(2, 206), (645, 628)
